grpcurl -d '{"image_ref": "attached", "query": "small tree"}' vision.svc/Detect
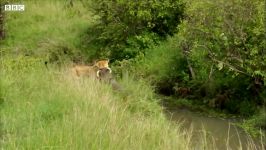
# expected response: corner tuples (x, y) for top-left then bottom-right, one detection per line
(179, 0), (266, 83)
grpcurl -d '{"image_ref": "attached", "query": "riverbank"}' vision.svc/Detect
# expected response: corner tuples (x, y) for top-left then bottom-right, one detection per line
(0, 59), (264, 150)
(160, 96), (266, 140)
(163, 106), (263, 150)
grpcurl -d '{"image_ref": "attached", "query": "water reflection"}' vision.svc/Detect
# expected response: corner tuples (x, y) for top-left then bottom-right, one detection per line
(164, 107), (263, 150)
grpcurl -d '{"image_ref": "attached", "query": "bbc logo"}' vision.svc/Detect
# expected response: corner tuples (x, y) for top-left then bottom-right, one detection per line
(4, 4), (25, 11)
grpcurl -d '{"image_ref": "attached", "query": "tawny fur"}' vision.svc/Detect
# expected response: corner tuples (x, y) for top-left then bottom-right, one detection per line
(94, 59), (112, 73)
(71, 65), (98, 78)
(70, 59), (112, 78)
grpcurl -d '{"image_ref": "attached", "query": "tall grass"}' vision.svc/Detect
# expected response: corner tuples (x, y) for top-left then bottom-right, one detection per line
(1, 0), (92, 58)
(0, 58), (192, 149)
(1, 57), (264, 150)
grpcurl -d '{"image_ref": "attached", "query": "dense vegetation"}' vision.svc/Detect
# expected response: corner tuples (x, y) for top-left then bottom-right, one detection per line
(0, 0), (265, 149)
(84, 0), (266, 135)
(86, 0), (184, 60)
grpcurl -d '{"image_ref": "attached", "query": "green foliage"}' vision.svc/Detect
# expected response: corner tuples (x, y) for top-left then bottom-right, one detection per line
(110, 0), (265, 123)
(1, 56), (43, 74)
(163, 0), (266, 116)
(238, 101), (257, 117)
(116, 71), (162, 115)
(239, 109), (266, 137)
(179, 0), (266, 81)
(88, 0), (184, 60)
(113, 37), (187, 83)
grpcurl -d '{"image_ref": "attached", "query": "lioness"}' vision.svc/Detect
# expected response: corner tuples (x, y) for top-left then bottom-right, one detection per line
(71, 65), (98, 78)
(71, 59), (112, 79)
(94, 59), (112, 73)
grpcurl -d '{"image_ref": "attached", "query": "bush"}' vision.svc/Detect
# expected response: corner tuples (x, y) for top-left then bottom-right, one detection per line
(172, 0), (266, 114)
(88, 0), (184, 60)
(179, 0), (266, 81)
(238, 101), (257, 117)
(240, 109), (266, 137)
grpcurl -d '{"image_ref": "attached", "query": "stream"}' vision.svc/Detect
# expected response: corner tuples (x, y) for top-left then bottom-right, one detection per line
(162, 101), (265, 150)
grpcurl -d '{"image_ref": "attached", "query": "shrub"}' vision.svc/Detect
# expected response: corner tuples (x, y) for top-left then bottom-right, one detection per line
(238, 101), (257, 117)
(88, 0), (184, 60)
(179, 0), (266, 81)
(172, 0), (266, 114)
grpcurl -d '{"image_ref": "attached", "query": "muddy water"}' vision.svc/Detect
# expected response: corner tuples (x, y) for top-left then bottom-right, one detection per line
(164, 106), (264, 150)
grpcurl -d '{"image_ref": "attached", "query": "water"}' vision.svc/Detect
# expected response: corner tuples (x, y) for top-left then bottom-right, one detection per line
(163, 105), (264, 150)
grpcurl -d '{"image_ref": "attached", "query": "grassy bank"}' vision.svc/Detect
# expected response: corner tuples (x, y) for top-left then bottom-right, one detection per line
(116, 35), (266, 139)
(1, 57), (264, 150)
(1, 0), (93, 61)
(0, 58), (194, 149)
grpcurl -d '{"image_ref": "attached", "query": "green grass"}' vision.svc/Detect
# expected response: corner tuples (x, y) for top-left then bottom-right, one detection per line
(0, 59), (194, 149)
(112, 36), (186, 84)
(1, 0), (93, 59)
(1, 57), (264, 150)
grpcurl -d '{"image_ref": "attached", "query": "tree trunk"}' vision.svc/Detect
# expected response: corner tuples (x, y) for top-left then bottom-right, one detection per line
(186, 56), (196, 80)
(0, 3), (5, 40)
